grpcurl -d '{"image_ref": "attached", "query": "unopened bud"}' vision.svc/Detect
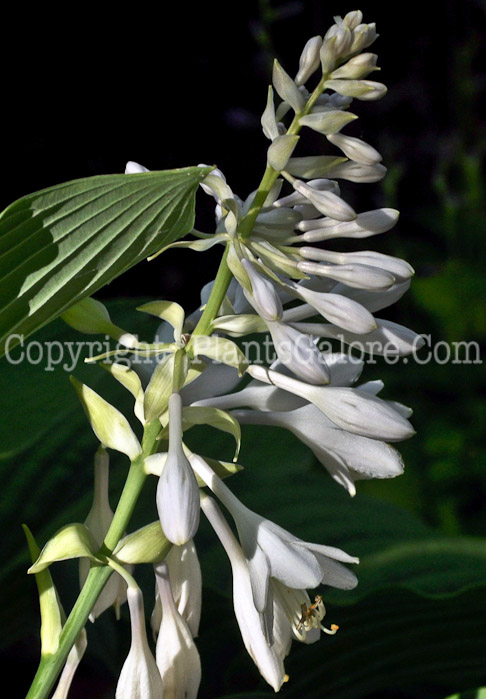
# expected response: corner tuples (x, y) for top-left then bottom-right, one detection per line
(295, 35), (323, 86)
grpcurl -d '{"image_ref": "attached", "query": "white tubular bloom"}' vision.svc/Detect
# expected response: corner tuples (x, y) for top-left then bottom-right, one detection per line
(295, 35), (323, 86)
(151, 540), (202, 639)
(51, 630), (87, 699)
(327, 132), (382, 166)
(281, 278), (377, 334)
(266, 320), (330, 385)
(297, 207), (399, 238)
(156, 393), (200, 545)
(80, 449), (128, 621)
(292, 179), (357, 221)
(297, 260), (396, 290)
(234, 404), (405, 496)
(247, 365), (414, 442)
(115, 587), (163, 699)
(192, 457), (358, 615)
(293, 318), (425, 357)
(155, 561), (201, 699)
(241, 259), (283, 321)
(200, 494), (288, 692)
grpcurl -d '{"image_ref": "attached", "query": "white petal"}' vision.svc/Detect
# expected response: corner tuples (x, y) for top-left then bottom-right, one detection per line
(125, 161), (149, 174)
(267, 320), (330, 384)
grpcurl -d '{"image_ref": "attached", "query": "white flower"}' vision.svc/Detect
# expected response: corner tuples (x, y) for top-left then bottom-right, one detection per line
(155, 560), (201, 699)
(233, 402), (405, 496)
(156, 393), (200, 545)
(80, 448), (128, 621)
(151, 539), (202, 639)
(115, 587), (163, 699)
(52, 630), (87, 699)
(200, 494), (288, 692)
(191, 455), (358, 615)
(247, 364), (414, 441)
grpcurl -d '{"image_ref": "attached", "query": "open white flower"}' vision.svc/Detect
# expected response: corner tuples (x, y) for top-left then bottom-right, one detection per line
(233, 402), (405, 495)
(155, 560), (201, 699)
(200, 494), (289, 691)
(191, 455), (358, 615)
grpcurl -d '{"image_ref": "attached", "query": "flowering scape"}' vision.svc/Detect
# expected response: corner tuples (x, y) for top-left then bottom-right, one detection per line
(25, 10), (422, 698)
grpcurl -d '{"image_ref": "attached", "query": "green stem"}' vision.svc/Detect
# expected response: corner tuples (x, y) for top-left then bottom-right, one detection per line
(26, 422), (160, 699)
(187, 243), (233, 344)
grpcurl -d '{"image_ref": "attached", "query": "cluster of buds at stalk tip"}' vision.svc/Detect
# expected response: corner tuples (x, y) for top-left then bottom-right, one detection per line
(28, 10), (423, 696)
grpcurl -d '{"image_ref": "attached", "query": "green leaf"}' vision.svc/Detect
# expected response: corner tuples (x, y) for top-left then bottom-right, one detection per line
(445, 690), (486, 699)
(183, 406), (242, 461)
(0, 167), (212, 357)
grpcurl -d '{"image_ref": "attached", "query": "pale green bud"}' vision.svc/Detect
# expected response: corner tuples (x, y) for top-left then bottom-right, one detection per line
(331, 52), (378, 79)
(62, 297), (138, 348)
(324, 79), (387, 100)
(349, 23), (378, 54)
(327, 132), (382, 165)
(295, 35), (323, 86)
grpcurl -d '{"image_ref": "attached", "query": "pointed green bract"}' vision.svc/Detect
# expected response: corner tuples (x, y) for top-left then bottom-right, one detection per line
(70, 377), (142, 460)
(0, 167), (212, 357)
(114, 521), (171, 565)
(23, 525), (63, 656)
(28, 523), (100, 574)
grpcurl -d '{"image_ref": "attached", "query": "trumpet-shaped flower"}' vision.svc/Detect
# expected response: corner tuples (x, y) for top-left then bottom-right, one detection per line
(200, 494), (288, 691)
(151, 539), (202, 639)
(155, 561), (201, 699)
(115, 587), (163, 699)
(191, 455), (358, 615)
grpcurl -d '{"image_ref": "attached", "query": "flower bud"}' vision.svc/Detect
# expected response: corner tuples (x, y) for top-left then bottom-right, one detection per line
(156, 393), (200, 545)
(292, 179), (356, 221)
(295, 35), (323, 86)
(125, 161), (149, 173)
(349, 23), (378, 54)
(325, 79), (386, 101)
(331, 52), (378, 79)
(241, 259), (283, 322)
(327, 132), (382, 165)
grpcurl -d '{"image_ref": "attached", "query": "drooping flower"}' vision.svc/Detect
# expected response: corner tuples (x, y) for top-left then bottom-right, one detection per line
(156, 393), (200, 545)
(200, 494), (289, 691)
(191, 455), (358, 616)
(155, 560), (201, 699)
(79, 448), (128, 620)
(151, 539), (202, 639)
(115, 586), (163, 699)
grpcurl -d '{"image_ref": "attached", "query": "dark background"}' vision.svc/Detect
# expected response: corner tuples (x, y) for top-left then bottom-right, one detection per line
(2, 1), (486, 697)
